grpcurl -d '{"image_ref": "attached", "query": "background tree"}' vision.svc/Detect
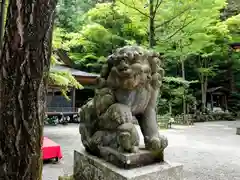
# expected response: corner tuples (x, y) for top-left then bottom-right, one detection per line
(50, 29), (82, 98)
(159, 77), (196, 115)
(52, 0), (240, 115)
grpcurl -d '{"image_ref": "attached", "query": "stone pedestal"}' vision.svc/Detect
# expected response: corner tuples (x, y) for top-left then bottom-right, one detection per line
(73, 149), (183, 180)
(236, 127), (240, 135)
(99, 146), (164, 169)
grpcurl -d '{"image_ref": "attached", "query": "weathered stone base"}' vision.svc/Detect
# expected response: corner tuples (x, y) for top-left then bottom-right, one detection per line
(236, 127), (240, 135)
(74, 149), (183, 180)
(99, 146), (164, 169)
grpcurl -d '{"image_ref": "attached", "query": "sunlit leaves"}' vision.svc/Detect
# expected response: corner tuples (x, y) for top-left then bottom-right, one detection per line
(225, 14), (240, 31)
(154, 0), (229, 67)
(50, 28), (82, 99)
(49, 71), (83, 100)
(197, 67), (216, 77)
(49, 71), (82, 89)
(55, 0), (93, 31)
(52, 27), (67, 49)
(49, 53), (82, 99)
(224, 14), (240, 42)
(86, 2), (146, 42)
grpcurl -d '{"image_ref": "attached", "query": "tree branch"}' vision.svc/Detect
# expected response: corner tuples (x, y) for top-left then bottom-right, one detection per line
(155, 6), (192, 29)
(153, 0), (163, 17)
(162, 18), (196, 41)
(55, 49), (75, 67)
(118, 0), (150, 18)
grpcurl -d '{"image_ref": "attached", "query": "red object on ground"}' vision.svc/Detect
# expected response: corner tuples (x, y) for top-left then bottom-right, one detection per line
(41, 136), (63, 160)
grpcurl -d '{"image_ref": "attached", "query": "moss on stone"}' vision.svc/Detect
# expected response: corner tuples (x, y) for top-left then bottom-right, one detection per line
(58, 175), (74, 180)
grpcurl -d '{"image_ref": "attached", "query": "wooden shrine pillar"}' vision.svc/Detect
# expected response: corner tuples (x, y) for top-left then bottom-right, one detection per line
(72, 88), (76, 112)
(224, 95), (228, 111)
(210, 93), (214, 111)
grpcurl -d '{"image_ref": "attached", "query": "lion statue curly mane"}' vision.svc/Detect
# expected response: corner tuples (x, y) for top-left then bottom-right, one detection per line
(79, 46), (168, 162)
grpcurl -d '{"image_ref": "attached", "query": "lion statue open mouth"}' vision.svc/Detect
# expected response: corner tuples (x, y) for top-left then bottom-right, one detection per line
(79, 45), (168, 159)
(98, 46), (164, 90)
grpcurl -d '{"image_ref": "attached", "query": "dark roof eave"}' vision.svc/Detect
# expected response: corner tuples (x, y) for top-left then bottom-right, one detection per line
(207, 86), (230, 93)
(230, 42), (240, 48)
(73, 75), (99, 78)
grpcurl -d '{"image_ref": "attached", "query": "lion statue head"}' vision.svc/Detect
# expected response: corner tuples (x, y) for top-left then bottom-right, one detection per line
(97, 46), (164, 90)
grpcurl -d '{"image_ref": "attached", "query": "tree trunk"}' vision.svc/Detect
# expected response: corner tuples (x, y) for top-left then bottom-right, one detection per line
(168, 101), (172, 115)
(201, 83), (205, 112)
(149, 0), (155, 48)
(181, 59), (185, 80)
(0, 0), (6, 50)
(0, 0), (56, 179)
(228, 51), (235, 92)
(201, 76), (208, 112)
(201, 82), (205, 112)
(181, 60), (186, 119)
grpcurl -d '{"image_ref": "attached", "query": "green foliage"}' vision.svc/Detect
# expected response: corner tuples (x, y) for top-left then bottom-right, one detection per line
(55, 0), (94, 31)
(157, 114), (171, 129)
(49, 55), (82, 88)
(60, 23), (125, 72)
(86, 3), (129, 31)
(50, 32), (83, 99)
(58, 175), (74, 180)
(86, 3), (146, 43)
(70, 53), (106, 72)
(158, 77), (196, 115)
(52, 27), (67, 49)
(49, 70), (82, 99)
(163, 76), (198, 87)
(53, 2), (149, 73)
(211, 112), (235, 121)
(155, 0), (228, 57)
(224, 14), (240, 42)
(54, 0), (240, 114)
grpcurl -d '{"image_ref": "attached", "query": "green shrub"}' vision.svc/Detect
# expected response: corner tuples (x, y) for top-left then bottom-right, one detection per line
(157, 114), (171, 128)
(58, 175), (74, 180)
(211, 112), (235, 121)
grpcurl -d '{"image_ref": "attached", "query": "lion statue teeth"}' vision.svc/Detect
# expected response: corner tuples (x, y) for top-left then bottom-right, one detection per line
(79, 45), (168, 157)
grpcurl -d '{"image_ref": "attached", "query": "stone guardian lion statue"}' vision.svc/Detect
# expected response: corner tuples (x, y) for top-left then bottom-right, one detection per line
(79, 46), (168, 156)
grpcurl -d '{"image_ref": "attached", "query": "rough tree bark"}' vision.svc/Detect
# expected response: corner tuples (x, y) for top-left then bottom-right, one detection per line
(179, 41), (186, 120)
(0, 0), (6, 45)
(149, 0), (155, 48)
(201, 76), (208, 112)
(181, 59), (187, 120)
(0, 0), (57, 179)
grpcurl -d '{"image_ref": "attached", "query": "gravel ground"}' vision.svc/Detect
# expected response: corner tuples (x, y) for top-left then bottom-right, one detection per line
(42, 121), (240, 180)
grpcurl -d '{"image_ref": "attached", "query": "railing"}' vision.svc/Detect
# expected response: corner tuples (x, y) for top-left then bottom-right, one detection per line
(47, 106), (78, 112)
(45, 107), (80, 124)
